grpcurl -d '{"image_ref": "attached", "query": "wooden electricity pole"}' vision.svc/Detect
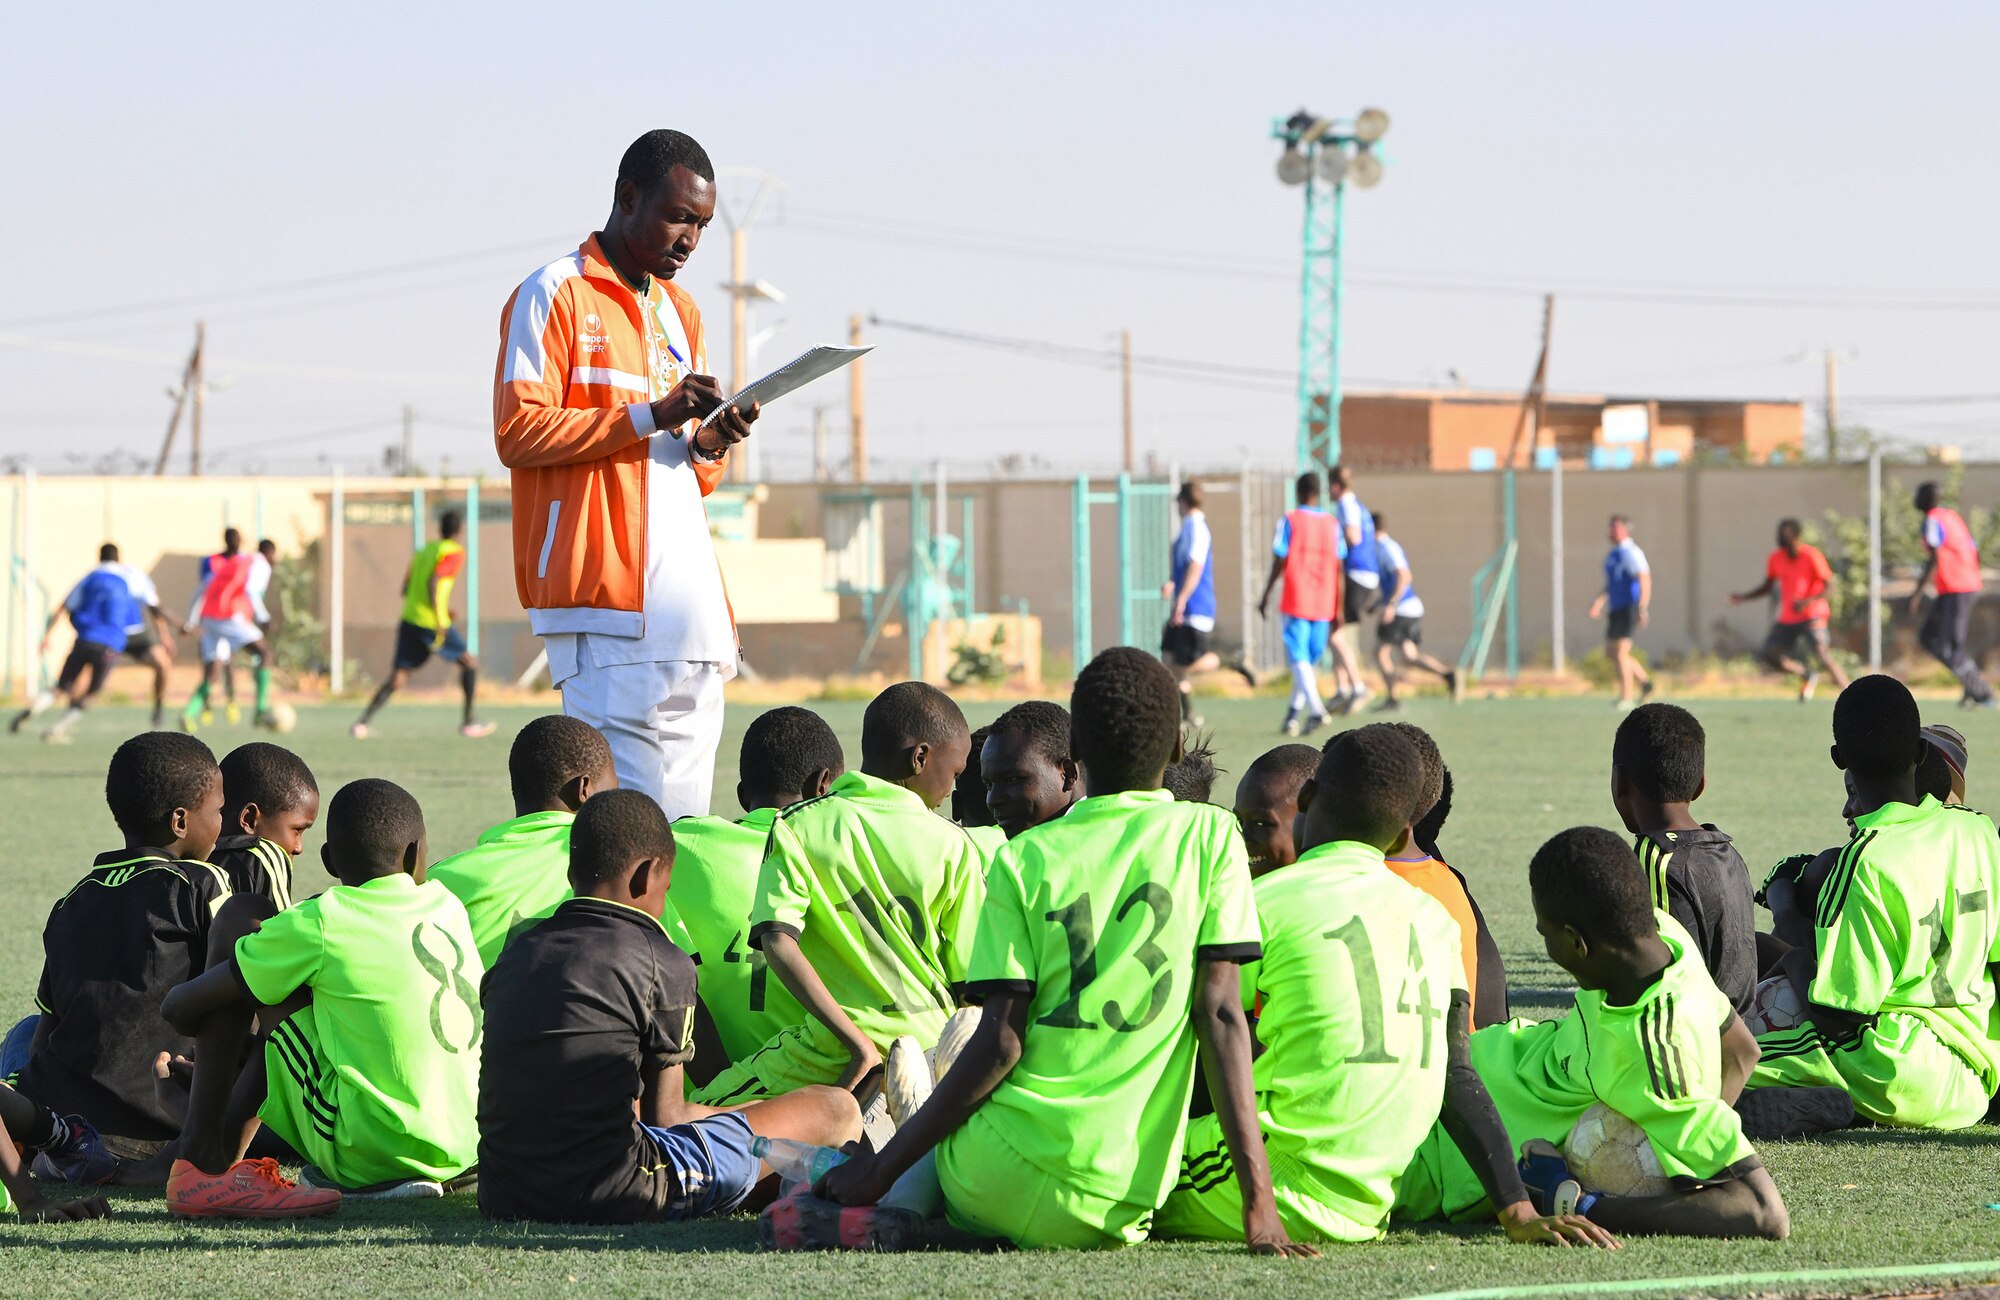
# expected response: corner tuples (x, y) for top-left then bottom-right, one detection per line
(1504, 296), (1555, 469)
(188, 322), (207, 475)
(1823, 348), (1841, 462)
(848, 314), (868, 483)
(153, 322), (205, 476)
(1121, 330), (1135, 473)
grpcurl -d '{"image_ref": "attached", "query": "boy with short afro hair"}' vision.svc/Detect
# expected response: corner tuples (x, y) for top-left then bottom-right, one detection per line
(1398, 827), (1787, 1240)
(429, 714), (617, 966)
(16, 732), (229, 1165)
(952, 725), (1006, 856)
(980, 699), (1081, 839)
(1381, 723), (1504, 1021)
(211, 742), (320, 910)
(821, 648), (1312, 1256)
(711, 682), (983, 1103)
(1163, 731), (1221, 803)
(160, 778), (483, 1216)
(672, 707), (838, 1078)
(1747, 675), (2000, 1129)
(480, 789), (860, 1223)
(1611, 702), (1757, 1015)
(1232, 743), (1320, 878)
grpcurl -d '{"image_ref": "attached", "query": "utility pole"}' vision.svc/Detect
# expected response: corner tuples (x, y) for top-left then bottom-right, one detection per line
(1505, 296), (1555, 469)
(153, 326), (200, 476)
(848, 314), (868, 483)
(714, 168), (787, 485)
(1120, 330), (1135, 474)
(1823, 348), (1841, 462)
(401, 405), (416, 477)
(811, 405), (829, 482)
(188, 322), (207, 476)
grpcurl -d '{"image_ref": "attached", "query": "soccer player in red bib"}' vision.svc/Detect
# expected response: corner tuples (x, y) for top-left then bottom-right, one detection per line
(1731, 519), (1849, 701)
(1909, 483), (1994, 708)
(180, 529), (275, 733)
(1255, 471), (1340, 735)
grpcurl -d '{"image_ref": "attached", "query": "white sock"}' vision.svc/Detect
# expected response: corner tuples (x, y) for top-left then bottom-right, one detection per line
(1291, 662), (1327, 717)
(27, 692), (53, 718)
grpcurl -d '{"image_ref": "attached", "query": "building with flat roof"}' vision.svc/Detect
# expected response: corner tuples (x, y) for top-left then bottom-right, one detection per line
(1337, 389), (1805, 471)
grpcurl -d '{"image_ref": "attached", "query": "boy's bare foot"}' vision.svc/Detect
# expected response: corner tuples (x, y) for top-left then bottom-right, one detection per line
(113, 1139), (180, 1187)
(151, 1051), (194, 1125)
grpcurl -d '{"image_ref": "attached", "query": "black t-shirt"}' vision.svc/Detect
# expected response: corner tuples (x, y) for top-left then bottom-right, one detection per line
(18, 848), (232, 1147)
(1634, 827), (1758, 1015)
(477, 896), (699, 1223)
(209, 834), (296, 909)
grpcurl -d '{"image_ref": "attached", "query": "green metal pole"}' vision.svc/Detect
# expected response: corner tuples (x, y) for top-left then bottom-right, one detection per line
(1116, 473), (1134, 648)
(465, 479), (480, 655)
(410, 485), (426, 554)
(908, 475), (923, 680)
(1072, 475), (1091, 672)
(1504, 470), (1518, 677)
(961, 494), (975, 615)
(1326, 178), (1347, 471)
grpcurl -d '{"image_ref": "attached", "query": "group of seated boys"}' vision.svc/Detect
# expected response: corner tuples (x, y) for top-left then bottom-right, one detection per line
(2, 650), (1994, 1255)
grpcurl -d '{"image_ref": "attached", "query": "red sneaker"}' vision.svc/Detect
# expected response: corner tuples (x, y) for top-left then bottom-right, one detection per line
(167, 1158), (341, 1219)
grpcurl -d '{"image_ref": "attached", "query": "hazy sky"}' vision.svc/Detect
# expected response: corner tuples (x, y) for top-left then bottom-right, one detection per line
(6, 2), (1999, 480)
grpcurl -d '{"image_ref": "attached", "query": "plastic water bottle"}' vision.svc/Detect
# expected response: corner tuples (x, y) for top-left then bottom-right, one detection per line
(751, 1135), (846, 1186)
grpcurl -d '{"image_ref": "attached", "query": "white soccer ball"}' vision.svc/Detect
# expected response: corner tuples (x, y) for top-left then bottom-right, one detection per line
(1563, 1103), (1671, 1198)
(264, 701), (299, 735)
(928, 1006), (981, 1082)
(1744, 974), (1803, 1036)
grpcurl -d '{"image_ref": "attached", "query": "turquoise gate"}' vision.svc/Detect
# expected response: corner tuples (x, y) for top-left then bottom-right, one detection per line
(1071, 474), (1176, 670)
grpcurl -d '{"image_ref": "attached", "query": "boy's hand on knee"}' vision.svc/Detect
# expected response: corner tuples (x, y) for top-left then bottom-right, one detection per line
(836, 1040), (883, 1092)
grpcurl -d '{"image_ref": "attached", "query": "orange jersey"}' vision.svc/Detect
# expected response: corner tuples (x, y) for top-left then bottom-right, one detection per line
(1766, 544), (1832, 625)
(1384, 853), (1480, 1007)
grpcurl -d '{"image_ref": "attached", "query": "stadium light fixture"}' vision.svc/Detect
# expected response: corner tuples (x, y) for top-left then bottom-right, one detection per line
(1346, 147), (1384, 189)
(1277, 147), (1311, 185)
(1353, 107), (1390, 144)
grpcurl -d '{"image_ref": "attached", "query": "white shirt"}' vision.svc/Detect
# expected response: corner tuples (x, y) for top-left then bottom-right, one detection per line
(246, 553), (273, 624)
(1374, 535), (1425, 618)
(1335, 494), (1379, 588)
(538, 282), (736, 683)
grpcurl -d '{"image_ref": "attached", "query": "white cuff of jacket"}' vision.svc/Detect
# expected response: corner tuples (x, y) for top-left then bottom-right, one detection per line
(628, 402), (658, 439)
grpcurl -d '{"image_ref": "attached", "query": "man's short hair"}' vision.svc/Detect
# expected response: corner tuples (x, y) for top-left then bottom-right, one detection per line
(1609, 513), (1630, 529)
(1777, 518), (1801, 541)
(618, 129), (715, 192)
(1294, 471), (1321, 503)
(99, 543), (118, 563)
(1331, 464), (1355, 489)
(1388, 722), (1444, 821)
(439, 509), (463, 538)
(570, 789), (674, 891)
(1372, 512), (1387, 532)
(1177, 480), (1204, 509)
(509, 715), (614, 809)
(1915, 482), (1941, 512)
(1834, 674), (1923, 781)
(258, 538), (276, 558)
(988, 700), (1072, 767)
(1243, 743), (1322, 798)
(1312, 724), (1425, 846)
(1070, 646), (1181, 790)
(223, 527), (242, 550)
(1612, 703), (1706, 804)
(1414, 766), (1454, 857)
(741, 706), (845, 800)
(325, 779), (424, 872)
(862, 682), (967, 757)
(106, 732), (218, 837)
(1529, 826), (1655, 946)
(219, 742), (318, 820)
(1163, 733), (1220, 803)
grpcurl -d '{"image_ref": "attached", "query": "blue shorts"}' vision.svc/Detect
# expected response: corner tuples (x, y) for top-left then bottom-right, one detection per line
(641, 1110), (760, 1220)
(1281, 616), (1332, 666)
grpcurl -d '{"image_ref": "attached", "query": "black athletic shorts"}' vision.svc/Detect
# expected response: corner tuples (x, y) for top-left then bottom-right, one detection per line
(1605, 606), (1638, 641)
(124, 630), (156, 658)
(1159, 622), (1211, 668)
(1343, 577), (1380, 627)
(56, 641), (114, 696)
(393, 620), (468, 671)
(1763, 620), (1829, 661)
(1379, 615), (1423, 647)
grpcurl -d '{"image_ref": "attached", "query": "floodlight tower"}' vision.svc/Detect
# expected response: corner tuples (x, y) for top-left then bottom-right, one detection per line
(1272, 106), (1389, 474)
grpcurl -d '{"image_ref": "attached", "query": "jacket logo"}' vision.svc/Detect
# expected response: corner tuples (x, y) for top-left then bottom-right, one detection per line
(583, 313), (602, 332)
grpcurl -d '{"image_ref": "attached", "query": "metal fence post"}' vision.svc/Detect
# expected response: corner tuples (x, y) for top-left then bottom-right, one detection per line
(1550, 455), (1566, 674)
(1868, 450), (1882, 673)
(465, 478), (481, 656)
(411, 485), (426, 554)
(1116, 473), (1134, 648)
(329, 467), (345, 695)
(1072, 475), (1091, 672)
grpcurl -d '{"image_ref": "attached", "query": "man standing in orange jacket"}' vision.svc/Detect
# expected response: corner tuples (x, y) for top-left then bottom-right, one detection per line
(493, 130), (759, 816)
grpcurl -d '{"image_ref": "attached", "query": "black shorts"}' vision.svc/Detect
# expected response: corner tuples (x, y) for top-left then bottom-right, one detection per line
(1159, 622), (1212, 668)
(1605, 606), (1637, 642)
(1343, 577), (1380, 627)
(1379, 615), (1423, 647)
(1764, 621), (1829, 661)
(124, 630), (156, 658)
(393, 620), (468, 671)
(56, 641), (114, 696)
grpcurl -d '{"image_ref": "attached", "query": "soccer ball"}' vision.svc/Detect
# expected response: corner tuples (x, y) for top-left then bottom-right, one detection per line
(263, 701), (298, 735)
(929, 1006), (982, 1082)
(1562, 1103), (1671, 1197)
(1744, 974), (1804, 1035)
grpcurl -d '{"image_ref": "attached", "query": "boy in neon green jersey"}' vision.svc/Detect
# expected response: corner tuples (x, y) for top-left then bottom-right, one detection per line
(979, 700), (1082, 840)
(710, 683), (982, 1103)
(1159, 726), (1609, 1247)
(820, 648), (1315, 1255)
(430, 715), (616, 965)
(1749, 675), (2000, 1129)
(675, 707), (838, 1086)
(1397, 827), (1788, 1239)
(159, 779), (483, 1217)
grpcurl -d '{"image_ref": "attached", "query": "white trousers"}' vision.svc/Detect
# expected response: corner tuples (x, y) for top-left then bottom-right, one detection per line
(557, 658), (728, 819)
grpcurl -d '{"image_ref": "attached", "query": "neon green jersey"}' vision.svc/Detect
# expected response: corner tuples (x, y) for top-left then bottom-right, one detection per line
(1239, 841), (1461, 1239)
(400, 539), (464, 631)
(749, 771), (986, 1052)
(234, 874), (483, 1185)
(966, 824), (1007, 858)
(669, 809), (808, 1061)
(426, 810), (574, 968)
(1809, 797), (2000, 1086)
(955, 789), (1261, 1208)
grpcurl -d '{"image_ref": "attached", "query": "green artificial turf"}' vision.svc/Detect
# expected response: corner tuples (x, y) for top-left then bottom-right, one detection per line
(1, 696), (1997, 1299)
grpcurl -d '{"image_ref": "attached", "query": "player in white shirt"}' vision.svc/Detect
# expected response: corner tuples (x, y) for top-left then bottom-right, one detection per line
(1372, 516), (1459, 711)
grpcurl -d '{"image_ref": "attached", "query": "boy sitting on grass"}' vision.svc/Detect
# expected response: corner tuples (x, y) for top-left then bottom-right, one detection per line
(978, 700), (1082, 840)
(479, 789), (860, 1223)
(821, 648), (1314, 1256)
(0, 1085), (112, 1221)
(210, 742), (320, 910)
(952, 724), (1007, 857)
(1379, 724), (1499, 1019)
(1232, 744), (1319, 879)
(14, 732), (228, 1176)
(672, 707), (836, 1080)
(1410, 762), (1509, 1028)
(429, 715), (616, 966)
(1396, 827), (1788, 1240)
(1159, 725), (1606, 1248)
(157, 778), (483, 1216)
(1162, 730), (1221, 802)
(1611, 703), (1757, 1015)
(709, 683), (983, 1104)
(1747, 675), (2000, 1131)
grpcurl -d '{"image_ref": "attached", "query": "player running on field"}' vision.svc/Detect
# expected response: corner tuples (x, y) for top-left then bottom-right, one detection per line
(1328, 465), (1378, 712)
(1909, 482), (1995, 708)
(1746, 675), (2000, 1129)
(352, 510), (495, 739)
(1590, 515), (1653, 711)
(1371, 515), (1457, 711)
(180, 529), (276, 733)
(11, 544), (150, 743)
(1731, 519), (1848, 702)
(1255, 471), (1340, 735)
